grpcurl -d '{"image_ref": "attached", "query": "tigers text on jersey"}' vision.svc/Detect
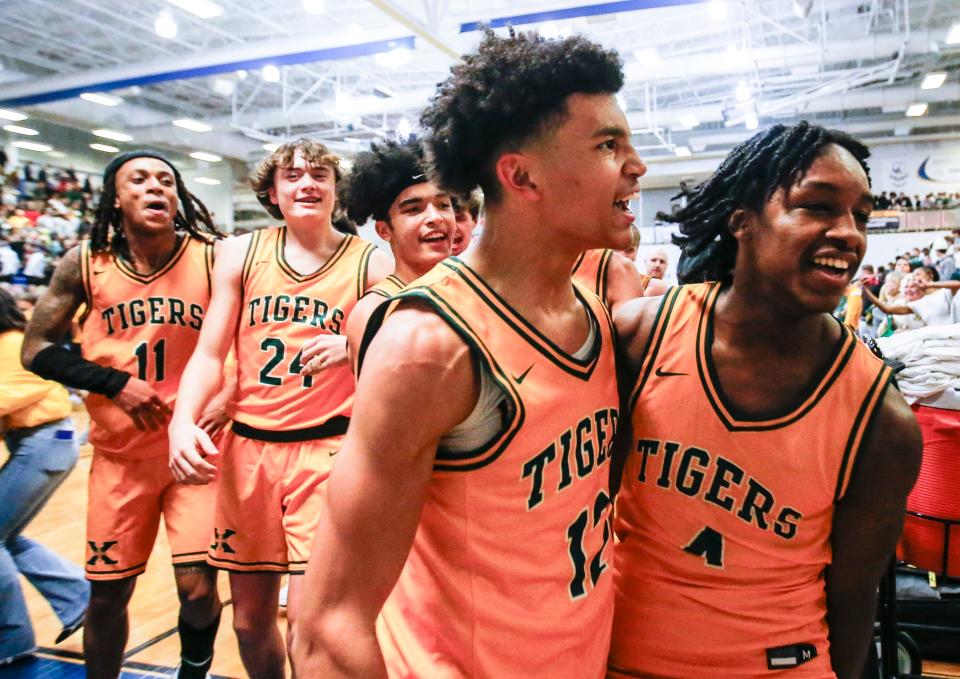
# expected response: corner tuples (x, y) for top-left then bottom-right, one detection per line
(369, 258), (619, 679)
(610, 282), (893, 678)
(234, 227), (375, 432)
(572, 249), (650, 307)
(80, 236), (213, 458)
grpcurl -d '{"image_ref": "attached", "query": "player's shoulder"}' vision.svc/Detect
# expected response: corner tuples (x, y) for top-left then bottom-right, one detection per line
(614, 291), (670, 367)
(379, 298), (467, 357)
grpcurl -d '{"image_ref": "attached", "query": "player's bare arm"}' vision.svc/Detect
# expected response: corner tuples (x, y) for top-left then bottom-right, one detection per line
(169, 235), (248, 484)
(604, 251), (650, 313)
(644, 276), (668, 297)
(298, 248), (392, 375)
(22, 246), (171, 431)
(825, 386), (922, 678)
(342, 292), (383, 372)
(610, 294), (667, 494)
(291, 302), (477, 678)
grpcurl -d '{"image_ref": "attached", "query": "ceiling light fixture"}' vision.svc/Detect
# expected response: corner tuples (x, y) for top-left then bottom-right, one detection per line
(262, 142), (279, 152)
(90, 143), (119, 153)
(374, 47), (412, 69)
(905, 102), (928, 117)
(946, 22), (960, 44)
(708, 0), (728, 22)
(154, 12), (178, 39)
(236, 69), (248, 80)
(735, 81), (752, 102)
(745, 111), (759, 130)
(3, 124), (39, 136)
(212, 78), (235, 97)
(12, 141), (53, 152)
(194, 177), (221, 186)
(921, 72), (947, 90)
(261, 65), (281, 82)
(173, 118), (212, 132)
(46, 151), (66, 158)
(632, 47), (662, 68)
(539, 21), (571, 39)
(302, 0), (326, 13)
(190, 151), (223, 162)
(396, 118), (413, 139)
(80, 92), (123, 106)
(92, 129), (133, 142)
(0, 109), (27, 122)
(674, 145), (692, 157)
(678, 113), (699, 128)
(165, 0), (223, 18)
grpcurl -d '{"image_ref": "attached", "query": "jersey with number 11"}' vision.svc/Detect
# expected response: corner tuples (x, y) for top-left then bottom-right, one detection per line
(80, 236), (214, 458)
(233, 227), (375, 432)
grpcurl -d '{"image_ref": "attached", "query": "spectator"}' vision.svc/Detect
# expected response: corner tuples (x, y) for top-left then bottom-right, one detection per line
(0, 240), (19, 283)
(875, 191), (891, 209)
(932, 238), (956, 281)
(21, 245), (47, 286)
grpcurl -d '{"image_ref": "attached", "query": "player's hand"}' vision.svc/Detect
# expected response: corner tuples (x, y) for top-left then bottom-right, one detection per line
(111, 377), (173, 431)
(168, 419), (219, 485)
(197, 403), (230, 444)
(299, 334), (348, 375)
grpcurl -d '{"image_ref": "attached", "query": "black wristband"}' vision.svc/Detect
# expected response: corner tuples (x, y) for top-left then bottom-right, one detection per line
(30, 345), (132, 398)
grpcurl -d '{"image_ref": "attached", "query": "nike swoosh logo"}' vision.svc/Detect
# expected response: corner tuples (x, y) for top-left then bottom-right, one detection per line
(514, 364), (534, 384)
(655, 366), (687, 377)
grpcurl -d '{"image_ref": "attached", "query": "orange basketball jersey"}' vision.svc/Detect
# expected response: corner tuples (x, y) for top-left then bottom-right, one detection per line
(80, 236), (214, 458)
(610, 283), (893, 678)
(363, 273), (405, 300)
(572, 249), (650, 307)
(370, 258), (619, 679)
(234, 227), (375, 432)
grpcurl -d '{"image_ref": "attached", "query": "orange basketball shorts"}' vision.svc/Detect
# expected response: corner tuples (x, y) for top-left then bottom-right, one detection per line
(207, 429), (341, 574)
(86, 448), (218, 580)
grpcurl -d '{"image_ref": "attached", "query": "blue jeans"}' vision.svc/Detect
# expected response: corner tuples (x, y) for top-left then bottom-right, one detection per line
(0, 417), (89, 659)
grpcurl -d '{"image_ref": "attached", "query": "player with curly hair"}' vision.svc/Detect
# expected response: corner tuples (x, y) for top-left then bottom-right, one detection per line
(169, 139), (391, 677)
(340, 138), (455, 369)
(610, 122), (921, 678)
(293, 29), (645, 678)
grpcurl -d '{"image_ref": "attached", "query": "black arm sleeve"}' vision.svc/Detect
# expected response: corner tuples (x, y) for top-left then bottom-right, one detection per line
(29, 345), (131, 398)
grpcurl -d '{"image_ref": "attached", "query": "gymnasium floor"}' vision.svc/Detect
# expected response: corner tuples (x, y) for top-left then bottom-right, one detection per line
(8, 410), (960, 678)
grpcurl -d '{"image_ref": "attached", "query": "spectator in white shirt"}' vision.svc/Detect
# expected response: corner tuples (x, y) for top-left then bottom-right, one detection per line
(0, 240), (19, 282)
(21, 244), (47, 285)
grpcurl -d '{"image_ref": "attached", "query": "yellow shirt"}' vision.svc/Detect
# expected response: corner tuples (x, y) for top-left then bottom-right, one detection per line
(0, 330), (72, 430)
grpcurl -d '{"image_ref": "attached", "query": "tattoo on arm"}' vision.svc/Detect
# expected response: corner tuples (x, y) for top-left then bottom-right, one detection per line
(22, 247), (85, 365)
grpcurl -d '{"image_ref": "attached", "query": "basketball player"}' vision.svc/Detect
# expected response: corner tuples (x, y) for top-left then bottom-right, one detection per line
(292, 30), (645, 677)
(609, 122), (922, 678)
(168, 139), (390, 678)
(572, 242), (665, 313)
(340, 138), (455, 367)
(451, 189), (481, 256)
(21, 151), (225, 679)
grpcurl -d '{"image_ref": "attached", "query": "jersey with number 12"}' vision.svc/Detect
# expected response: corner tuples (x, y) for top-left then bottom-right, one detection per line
(80, 236), (214, 458)
(233, 227), (375, 432)
(372, 259), (619, 678)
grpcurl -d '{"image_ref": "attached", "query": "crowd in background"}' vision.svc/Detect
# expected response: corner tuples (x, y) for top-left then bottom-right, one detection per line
(874, 189), (960, 211)
(837, 231), (960, 339)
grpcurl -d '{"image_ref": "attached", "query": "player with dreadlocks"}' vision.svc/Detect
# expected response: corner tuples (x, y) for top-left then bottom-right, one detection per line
(22, 151), (226, 679)
(341, 137), (455, 369)
(609, 122), (921, 678)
